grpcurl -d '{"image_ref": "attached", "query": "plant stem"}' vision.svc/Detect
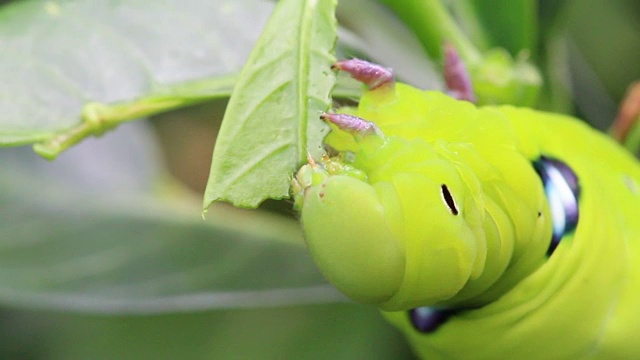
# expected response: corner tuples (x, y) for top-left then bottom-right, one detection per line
(32, 75), (237, 160)
(377, 0), (481, 64)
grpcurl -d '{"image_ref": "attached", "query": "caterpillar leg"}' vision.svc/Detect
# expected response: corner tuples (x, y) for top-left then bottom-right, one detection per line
(320, 113), (383, 138)
(333, 46), (475, 103)
(332, 59), (394, 90)
(443, 43), (476, 103)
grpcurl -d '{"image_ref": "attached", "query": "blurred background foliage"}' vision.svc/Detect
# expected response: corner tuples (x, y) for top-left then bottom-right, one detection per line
(0, 0), (639, 358)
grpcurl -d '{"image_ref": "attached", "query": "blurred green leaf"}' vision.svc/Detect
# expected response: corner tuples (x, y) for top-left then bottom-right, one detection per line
(471, 48), (542, 106)
(0, 126), (342, 314)
(566, 0), (640, 101)
(9, 304), (413, 360)
(0, 0), (273, 147)
(203, 0), (338, 209)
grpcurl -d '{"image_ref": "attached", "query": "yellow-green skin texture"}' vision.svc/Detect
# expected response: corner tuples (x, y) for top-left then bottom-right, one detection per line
(293, 82), (640, 359)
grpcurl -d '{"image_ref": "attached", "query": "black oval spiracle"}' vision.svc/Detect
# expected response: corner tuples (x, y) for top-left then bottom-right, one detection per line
(409, 307), (457, 333)
(440, 184), (459, 215)
(532, 156), (580, 256)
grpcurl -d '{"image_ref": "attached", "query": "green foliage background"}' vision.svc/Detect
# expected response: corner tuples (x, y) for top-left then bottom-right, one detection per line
(0, 0), (638, 358)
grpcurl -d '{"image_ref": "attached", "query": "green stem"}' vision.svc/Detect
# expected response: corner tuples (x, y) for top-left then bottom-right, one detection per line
(33, 75), (237, 160)
(33, 98), (190, 160)
(377, 0), (481, 64)
(447, 1), (491, 52)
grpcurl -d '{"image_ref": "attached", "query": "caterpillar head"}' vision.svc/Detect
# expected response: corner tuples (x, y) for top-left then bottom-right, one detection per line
(292, 59), (550, 311)
(292, 135), (487, 310)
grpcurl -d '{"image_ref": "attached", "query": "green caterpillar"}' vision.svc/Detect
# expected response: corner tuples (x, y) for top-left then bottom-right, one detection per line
(291, 58), (640, 359)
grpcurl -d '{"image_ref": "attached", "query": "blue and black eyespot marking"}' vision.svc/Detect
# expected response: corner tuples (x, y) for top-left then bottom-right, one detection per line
(409, 157), (581, 335)
(533, 156), (580, 256)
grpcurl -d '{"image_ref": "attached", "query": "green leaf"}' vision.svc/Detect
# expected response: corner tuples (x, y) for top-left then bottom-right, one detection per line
(203, 0), (338, 209)
(0, 0), (273, 149)
(14, 304), (414, 359)
(0, 130), (341, 314)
